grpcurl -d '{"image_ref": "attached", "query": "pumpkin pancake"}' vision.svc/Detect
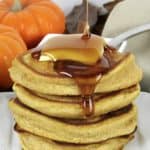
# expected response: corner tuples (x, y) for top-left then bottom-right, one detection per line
(18, 131), (133, 150)
(9, 52), (142, 95)
(13, 84), (140, 119)
(9, 99), (137, 144)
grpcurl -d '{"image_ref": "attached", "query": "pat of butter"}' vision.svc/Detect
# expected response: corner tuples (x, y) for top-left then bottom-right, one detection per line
(39, 34), (106, 65)
(40, 48), (103, 65)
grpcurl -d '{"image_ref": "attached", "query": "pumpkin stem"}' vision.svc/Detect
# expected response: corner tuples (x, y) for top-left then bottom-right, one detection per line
(11, 0), (22, 12)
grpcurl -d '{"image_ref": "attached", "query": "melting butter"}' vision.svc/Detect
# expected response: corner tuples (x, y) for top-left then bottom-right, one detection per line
(39, 34), (106, 65)
(40, 48), (101, 65)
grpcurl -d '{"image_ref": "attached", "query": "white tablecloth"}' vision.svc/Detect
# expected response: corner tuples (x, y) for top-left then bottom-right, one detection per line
(0, 92), (150, 150)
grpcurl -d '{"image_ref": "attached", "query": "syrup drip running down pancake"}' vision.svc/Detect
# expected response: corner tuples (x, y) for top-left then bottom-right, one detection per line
(30, 0), (126, 117)
(31, 35), (127, 117)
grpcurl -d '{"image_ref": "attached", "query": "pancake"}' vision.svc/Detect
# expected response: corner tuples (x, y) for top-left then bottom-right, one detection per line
(9, 36), (142, 149)
(9, 99), (137, 144)
(18, 131), (133, 150)
(13, 84), (140, 119)
(9, 52), (142, 95)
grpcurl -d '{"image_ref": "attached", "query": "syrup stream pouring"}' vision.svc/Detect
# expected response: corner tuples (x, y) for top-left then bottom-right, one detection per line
(32, 0), (115, 117)
(108, 23), (150, 52)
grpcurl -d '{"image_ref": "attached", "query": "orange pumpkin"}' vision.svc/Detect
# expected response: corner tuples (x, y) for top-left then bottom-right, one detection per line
(0, 0), (65, 48)
(0, 24), (27, 90)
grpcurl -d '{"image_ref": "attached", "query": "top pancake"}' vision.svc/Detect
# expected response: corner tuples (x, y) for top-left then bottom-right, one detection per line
(9, 51), (142, 95)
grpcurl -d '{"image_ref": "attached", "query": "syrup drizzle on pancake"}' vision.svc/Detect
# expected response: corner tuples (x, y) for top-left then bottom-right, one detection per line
(31, 0), (126, 117)
(54, 47), (125, 117)
(31, 46), (126, 117)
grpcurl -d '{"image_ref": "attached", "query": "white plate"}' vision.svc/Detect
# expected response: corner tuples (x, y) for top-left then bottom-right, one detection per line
(0, 92), (150, 150)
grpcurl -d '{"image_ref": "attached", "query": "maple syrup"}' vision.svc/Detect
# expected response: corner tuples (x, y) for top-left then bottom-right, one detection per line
(31, 51), (41, 60)
(82, 0), (90, 40)
(32, 45), (126, 117)
(31, 0), (126, 117)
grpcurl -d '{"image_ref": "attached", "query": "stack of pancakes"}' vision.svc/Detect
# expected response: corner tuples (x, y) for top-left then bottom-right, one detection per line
(9, 48), (142, 150)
